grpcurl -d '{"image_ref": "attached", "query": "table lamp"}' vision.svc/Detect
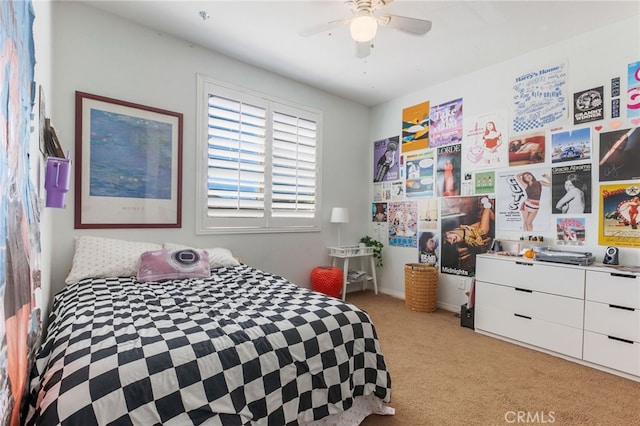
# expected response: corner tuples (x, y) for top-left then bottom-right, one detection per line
(330, 207), (349, 246)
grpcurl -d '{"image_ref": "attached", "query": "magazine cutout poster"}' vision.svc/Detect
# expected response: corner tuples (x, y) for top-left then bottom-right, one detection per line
(436, 144), (462, 197)
(440, 195), (495, 277)
(429, 98), (463, 147)
(402, 101), (430, 153)
(373, 136), (400, 182)
(496, 167), (552, 232)
(405, 149), (435, 198)
(551, 163), (592, 214)
(463, 111), (508, 170)
(597, 125), (640, 182)
(417, 199), (439, 265)
(474, 170), (496, 195)
(550, 127), (591, 164)
(388, 201), (418, 247)
(573, 86), (604, 124)
(627, 61), (640, 118)
(599, 183), (640, 248)
(511, 61), (568, 133)
(556, 217), (586, 246)
(508, 131), (546, 167)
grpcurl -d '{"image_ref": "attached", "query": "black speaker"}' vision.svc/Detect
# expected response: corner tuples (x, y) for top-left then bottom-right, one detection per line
(603, 246), (619, 265)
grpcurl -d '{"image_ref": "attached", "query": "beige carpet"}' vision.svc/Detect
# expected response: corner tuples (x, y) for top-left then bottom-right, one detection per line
(348, 291), (640, 426)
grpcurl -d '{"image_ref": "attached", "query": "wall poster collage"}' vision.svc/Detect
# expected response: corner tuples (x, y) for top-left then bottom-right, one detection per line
(371, 58), (640, 278)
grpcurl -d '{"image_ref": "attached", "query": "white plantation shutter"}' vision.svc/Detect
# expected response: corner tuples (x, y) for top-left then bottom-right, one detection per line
(206, 93), (267, 218)
(271, 108), (317, 219)
(197, 76), (321, 233)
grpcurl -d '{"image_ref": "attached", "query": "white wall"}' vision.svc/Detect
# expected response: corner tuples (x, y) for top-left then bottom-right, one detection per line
(47, 2), (640, 312)
(48, 1), (372, 297)
(370, 15), (640, 311)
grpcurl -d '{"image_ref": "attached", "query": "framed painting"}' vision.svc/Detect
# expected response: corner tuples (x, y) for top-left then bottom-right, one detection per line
(74, 91), (183, 228)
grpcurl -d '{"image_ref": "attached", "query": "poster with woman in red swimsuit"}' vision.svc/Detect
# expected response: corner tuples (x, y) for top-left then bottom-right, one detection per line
(600, 183), (640, 248)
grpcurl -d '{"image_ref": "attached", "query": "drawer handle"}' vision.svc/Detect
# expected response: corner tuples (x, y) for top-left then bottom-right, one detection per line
(608, 336), (634, 345)
(515, 288), (533, 293)
(610, 272), (636, 279)
(515, 261), (533, 266)
(609, 304), (635, 312)
(514, 313), (532, 320)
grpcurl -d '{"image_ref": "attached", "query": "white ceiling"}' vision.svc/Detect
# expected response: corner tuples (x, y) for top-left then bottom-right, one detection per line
(79, 0), (640, 107)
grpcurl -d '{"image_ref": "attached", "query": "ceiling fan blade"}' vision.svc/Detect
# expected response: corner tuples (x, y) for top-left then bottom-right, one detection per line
(371, 0), (395, 12)
(355, 41), (371, 58)
(299, 18), (349, 37)
(379, 14), (432, 35)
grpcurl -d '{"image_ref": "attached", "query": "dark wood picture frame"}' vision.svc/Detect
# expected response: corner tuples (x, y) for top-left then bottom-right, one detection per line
(74, 91), (183, 228)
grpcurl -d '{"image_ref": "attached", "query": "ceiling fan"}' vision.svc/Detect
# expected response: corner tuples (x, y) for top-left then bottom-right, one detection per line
(300, 0), (432, 58)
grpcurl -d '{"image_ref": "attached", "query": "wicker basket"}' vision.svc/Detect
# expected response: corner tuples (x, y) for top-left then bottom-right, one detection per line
(404, 263), (439, 312)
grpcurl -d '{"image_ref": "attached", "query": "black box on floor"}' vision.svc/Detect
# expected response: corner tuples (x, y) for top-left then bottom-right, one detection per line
(460, 303), (474, 329)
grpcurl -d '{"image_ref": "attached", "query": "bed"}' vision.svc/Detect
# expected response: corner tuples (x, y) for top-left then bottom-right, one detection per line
(25, 237), (392, 425)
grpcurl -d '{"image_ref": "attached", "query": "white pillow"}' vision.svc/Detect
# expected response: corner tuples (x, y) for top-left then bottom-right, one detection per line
(66, 236), (162, 284)
(163, 242), (240, 268)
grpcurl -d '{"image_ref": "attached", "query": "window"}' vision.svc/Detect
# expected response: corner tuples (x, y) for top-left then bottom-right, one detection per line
(196, 75), (322, 234)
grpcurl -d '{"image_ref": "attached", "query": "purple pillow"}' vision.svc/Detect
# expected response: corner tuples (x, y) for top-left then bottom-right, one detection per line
(137, 249), (211, 282)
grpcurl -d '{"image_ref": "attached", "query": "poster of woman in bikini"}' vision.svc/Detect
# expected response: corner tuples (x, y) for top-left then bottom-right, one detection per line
(599, 183), (640, 248)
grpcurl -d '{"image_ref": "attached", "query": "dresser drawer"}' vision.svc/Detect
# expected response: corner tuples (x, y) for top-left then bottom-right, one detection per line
(584, 301), (640, 342)
(475, 305), (583, 359)
(476, 256), (584, 298)
(585, 270), (640, 308)
(476, 281), (583, 328)
(583, 330), (640, 376)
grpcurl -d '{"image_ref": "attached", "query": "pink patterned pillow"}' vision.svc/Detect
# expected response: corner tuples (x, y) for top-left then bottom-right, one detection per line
(137, 249), (210, 282)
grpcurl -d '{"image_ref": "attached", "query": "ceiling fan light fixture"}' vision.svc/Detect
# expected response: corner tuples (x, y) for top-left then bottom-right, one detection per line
(350, 15), (378, 42)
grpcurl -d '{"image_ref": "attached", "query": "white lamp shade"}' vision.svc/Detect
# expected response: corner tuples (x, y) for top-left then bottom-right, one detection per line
(350, 16), (378, 43)
(330, 207), (350, 223)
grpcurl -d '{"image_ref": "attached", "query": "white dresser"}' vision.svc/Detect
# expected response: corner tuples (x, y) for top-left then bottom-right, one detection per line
(475, 254), (640, 381)
(583, 269), (640, 377)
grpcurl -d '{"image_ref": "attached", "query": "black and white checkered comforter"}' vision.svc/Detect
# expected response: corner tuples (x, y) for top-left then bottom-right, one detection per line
(26, 265), (391, 425)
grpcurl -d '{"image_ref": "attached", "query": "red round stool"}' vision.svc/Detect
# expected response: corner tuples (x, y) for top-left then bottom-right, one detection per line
(311, 266), (343, 298)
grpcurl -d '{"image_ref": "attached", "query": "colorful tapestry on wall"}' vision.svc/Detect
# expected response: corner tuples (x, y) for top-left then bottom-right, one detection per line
(1, 1), (42, 424)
